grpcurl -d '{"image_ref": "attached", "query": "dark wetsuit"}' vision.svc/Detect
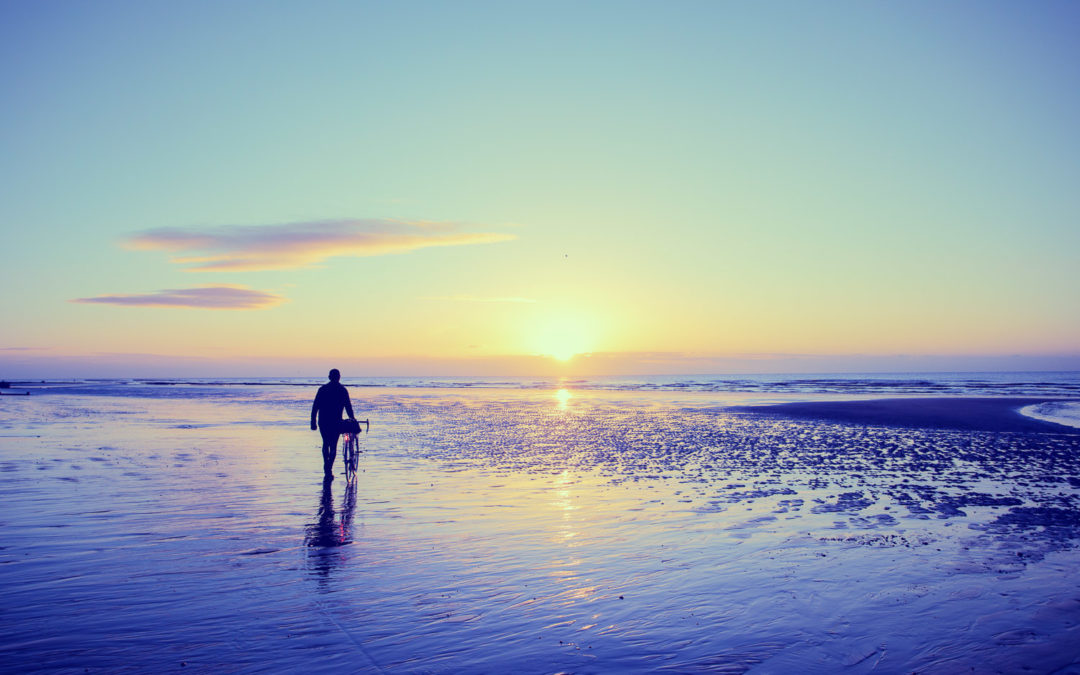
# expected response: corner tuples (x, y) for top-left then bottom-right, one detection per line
(311, 381), (355, 439)
(311, 381), (355, 475)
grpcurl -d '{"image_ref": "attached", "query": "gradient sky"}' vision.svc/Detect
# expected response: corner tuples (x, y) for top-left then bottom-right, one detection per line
(2, 1), (1078, 376)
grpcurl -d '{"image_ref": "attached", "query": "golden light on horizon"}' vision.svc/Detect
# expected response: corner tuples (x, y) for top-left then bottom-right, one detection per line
(528, 312), (596, 362)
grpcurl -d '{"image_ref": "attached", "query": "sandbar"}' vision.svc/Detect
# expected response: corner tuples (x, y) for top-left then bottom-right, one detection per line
(731, 396), (1080, 433)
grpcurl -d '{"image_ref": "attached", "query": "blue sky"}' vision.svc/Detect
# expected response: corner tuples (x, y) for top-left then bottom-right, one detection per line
(2, 1), (1078, 376)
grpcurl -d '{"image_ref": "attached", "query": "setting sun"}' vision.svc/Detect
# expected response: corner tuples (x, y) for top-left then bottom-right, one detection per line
(528, 313), (596, 362)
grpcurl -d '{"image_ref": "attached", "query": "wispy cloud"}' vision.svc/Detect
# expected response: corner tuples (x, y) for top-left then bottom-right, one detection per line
(424, 295), (536, 303)
(72, 285), (285, 309)
(126, 219), (516, 272)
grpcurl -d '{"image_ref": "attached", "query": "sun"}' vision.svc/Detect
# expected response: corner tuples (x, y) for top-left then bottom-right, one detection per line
(528, 313), (595, 362)
(548, 344), (581, 362)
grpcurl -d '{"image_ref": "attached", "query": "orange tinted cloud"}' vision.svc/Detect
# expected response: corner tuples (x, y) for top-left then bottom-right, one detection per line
(72, 285), (285, 309)
(126, 219), (516, 271)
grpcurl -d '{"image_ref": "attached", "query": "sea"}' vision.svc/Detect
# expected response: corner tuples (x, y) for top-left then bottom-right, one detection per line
(9, 370), (1080, 427)
(2, 371), (1080, 672)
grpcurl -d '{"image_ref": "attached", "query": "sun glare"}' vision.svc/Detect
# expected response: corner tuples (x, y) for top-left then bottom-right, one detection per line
(554, 388), (572, 408)
(550, 347), (578, 362)
(529, 314), (595, 362)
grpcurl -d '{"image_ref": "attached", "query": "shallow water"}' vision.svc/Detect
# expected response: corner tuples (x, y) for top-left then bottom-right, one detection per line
(2, 387), (1080, 672)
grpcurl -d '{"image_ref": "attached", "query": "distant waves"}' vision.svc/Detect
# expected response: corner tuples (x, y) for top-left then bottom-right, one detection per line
(14, 371), (1080, 399)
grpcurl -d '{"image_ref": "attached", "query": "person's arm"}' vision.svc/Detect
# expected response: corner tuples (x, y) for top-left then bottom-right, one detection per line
(344, 388), (355, 420)
(310, 391), (320, 430)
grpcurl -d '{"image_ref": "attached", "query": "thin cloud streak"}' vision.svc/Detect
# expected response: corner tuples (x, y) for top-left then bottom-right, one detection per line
(126, 219), (516, 271)
(72, 285), (285, 310)
(424, 295), (536, 303)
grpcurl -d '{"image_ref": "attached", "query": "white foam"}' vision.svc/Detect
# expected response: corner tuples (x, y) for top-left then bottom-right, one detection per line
(1019, 401), (1080, 429)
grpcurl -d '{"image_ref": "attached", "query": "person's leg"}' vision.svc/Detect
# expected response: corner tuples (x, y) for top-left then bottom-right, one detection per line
(320, 428), (339, 476)
(325, 434), (338, 473)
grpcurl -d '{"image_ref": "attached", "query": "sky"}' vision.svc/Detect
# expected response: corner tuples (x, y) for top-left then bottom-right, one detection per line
(2, 0), (1079, 377)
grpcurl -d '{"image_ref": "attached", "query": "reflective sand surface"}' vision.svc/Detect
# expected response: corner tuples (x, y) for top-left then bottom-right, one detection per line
(2, 387), (1080, 672)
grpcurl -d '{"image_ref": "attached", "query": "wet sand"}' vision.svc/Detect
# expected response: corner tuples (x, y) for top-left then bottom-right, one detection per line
(2, 388), (1080, 672)
(730, 397), (1080, 434)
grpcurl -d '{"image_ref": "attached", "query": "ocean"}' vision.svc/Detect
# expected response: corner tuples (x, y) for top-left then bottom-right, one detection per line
(12, 370), (1080, 396)
(2, 372), (1079, 671)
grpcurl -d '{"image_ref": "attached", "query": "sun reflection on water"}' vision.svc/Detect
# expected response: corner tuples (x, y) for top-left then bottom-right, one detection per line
(552, 470), (580, 544)
(554, 388), (572, 409)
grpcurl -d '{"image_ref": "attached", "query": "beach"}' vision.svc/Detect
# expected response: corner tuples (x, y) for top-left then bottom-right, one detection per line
(6, 1), (1080, 671)
(2, 378), (1080, 672)
(730, 397), (1080, 434)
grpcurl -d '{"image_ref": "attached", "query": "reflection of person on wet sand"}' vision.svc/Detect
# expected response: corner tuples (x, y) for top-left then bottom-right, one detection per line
(310, 368), (356, 480)
(304, 477), (357, 585)
(304, 477), (355, 549)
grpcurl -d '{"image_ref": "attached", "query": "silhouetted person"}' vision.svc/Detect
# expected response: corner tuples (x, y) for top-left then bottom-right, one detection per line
(311, 368), (355, 479)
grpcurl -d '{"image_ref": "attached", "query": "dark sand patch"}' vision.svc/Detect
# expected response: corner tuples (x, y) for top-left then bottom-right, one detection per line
(730, 397), (1080, 434)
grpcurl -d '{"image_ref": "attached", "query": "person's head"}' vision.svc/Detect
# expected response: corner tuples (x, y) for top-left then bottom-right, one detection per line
(328, 369), (341, 382)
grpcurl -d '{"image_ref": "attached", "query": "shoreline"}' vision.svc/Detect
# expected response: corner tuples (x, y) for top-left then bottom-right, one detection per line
(729, 396), (1080, 434)
(3, 384), (1080, 671)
